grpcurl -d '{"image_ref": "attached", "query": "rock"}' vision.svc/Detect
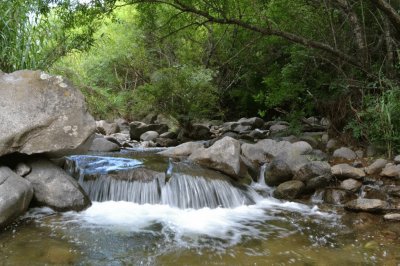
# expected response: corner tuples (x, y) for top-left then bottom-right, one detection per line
(266, 151), (309, 186)
(155, 138), (178, 147)
(293, 161), (331, 182)
(394, 155), (400, 165)
(269, 124), (289, 135)
(184, 124), (211, 140)
(232, 124), (251, 134)
(320, 118), (330, 127)
(362, 185), (387, 200)
(321, 134), (329, 144)
(25, 159), (91, 211)
(383, 213), (400, 221)
(104, 136), (122, 147)
(248, 129), (268, 139)
(307, 149), (329, 161)
(273, 180), (305, 200)
(365, 159), (388, 175)
(332, 147), (357, 160)
(114, 118), (130, 133)
(331, 163), (365, 180)
(299, 135), (319, 148)
(96, 120), (120, 135)
(140, 131), (159, 142)
(14, 162), (31, 177)
(291, 141), (313, 154)
(89, 137), (120, 152)
(340, 178), (362, 192)
(306, 175), (331, 191)
(0, 70), (96, 157)
(159, 131), (177, 139)
(0, 167), (33, 227)
(323, 189), (355, 205)
(237, 117), (264, 129)
(366, 145), (377, 157)
(188, 136), (247, 179)
(326, 139), (338, 151)
(345, 199), (389, 213)
(355, 150), (364, 159)
(380, 163), (400, 178)
(130, 122), (168, 140)
(108, 133), (130, 145)
(158, 142), (204, 157)
(385, 185), (400, 198)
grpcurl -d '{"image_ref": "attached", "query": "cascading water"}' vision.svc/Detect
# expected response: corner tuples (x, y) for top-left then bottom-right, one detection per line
(65, 155), (260, 209)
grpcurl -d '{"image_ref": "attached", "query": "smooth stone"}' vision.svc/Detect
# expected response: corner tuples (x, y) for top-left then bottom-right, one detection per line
(345, 199), (389, 213)
(332, 147), (357, 160)
(273, 180), (305, 200)
(331, 163), (365, 180)
(89, 138), (120, 152)
(365, 159), (388, 175)
(383, 213), (400, 221)
(158, 142), (204, 157)
(14, 162), (31, 177)
(269, 124), (289, 135)
(340, 178), (362, 192)
(380, 163), (400, 178)
(140, 131), (159, 142)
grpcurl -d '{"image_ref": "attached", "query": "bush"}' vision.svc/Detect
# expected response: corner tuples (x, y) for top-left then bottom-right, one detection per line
(133, 65), (220, 124)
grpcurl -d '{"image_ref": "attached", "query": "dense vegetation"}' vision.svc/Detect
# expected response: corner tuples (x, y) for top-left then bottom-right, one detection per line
(1, 0), (399, 154)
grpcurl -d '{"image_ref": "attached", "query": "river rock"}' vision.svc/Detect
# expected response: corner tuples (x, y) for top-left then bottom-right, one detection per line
(237, 117), (264, 129)
(291, 141), (313, 155)
(155, 138), (178, 147)
(293, 161), (331, 182)
(326, 139), (338, 151)
(340, 178), (362, 192)
(345, 199), (389, 213)
(269, 124), (289, 135)
(89, 137), (120, 152)
(385, 185), (400, 198)
(0, 167), (33, 227)
(393, 155), (400, 164)
(140, 131), (159, 141)
(383, 213), (400, 221)
(14, 162), (31, 177)
(266, 151), (309, 186)
(248, 129), (268, 139)
(0, 70), (96, 157)
(25, 159), (91, 211)
(188, 136), (247, 179)
(331, 163), (365, 180)
(158, 142), (204, 157)
(241, 139), (292, 164)
(380, 163), (400, 178)
(273, 180), (305, 200)
(114, 118), (130, 133)
(323, 188), (355, 205)
(160, 131), (177, 139)
(130, 122), (168, 140)
(332, 147), (357, 160)
(365, 159), (388, 175)
(96, 120), (120, 135)
(184, 124), (211, 140)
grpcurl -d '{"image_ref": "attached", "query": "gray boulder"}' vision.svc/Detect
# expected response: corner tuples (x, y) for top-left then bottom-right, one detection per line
(130, 122), (168, 140)
(96, 120), (120, 135)
(241, 139), (294, 164)
(0, 167), (33, 227)
(383, 213), (400, 221)
(140, 131), (159, 141)
(158, 142), (204, 157)
(293, 161), (331, 182)
(269, 124), (289, 135)
(14, 162), (31, 177)
(0, 70), (96, 157)
(365, 159), (388, 175)
(345, 199), (389, 213)
(331, 163), (365, 180)
(273, 180), (305, 200)
(89, 137), (120, 152)
(332, 147), (357, 160)
(323, 188), (355, 205)
(340, 178), (362, 192)
(380, 163), (400, 178)
(188, 136), (247, 179)
(25, 159), (91, 211)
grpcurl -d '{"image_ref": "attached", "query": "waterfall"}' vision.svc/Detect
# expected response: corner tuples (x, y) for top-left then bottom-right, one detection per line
(65, 155), (261, 209)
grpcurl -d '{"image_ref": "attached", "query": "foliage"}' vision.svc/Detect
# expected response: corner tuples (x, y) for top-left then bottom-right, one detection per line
(132, 65), (219, 123)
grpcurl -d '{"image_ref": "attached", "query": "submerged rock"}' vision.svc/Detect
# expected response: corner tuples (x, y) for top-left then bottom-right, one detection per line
(0, 70), (96, 157)
(26, 159), (91, 211)
(0, 167), (33, 227)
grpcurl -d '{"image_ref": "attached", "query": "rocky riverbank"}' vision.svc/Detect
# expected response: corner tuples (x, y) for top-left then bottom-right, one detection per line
(1, 70), (400, 230)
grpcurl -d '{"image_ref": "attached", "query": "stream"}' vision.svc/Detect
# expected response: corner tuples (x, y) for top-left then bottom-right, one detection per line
(0, 149), (399, 265)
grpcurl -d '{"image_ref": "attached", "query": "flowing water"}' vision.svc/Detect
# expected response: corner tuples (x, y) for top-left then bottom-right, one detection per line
(1, 149), (400, 265)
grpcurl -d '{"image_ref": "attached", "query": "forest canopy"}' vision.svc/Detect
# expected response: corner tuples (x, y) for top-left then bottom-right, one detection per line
(1, 0), (400, 152)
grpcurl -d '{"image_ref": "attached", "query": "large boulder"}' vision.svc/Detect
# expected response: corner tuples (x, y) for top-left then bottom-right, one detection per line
(293, 161), (332, 191)
(89, 137), (120, 152)
(0, 70), (96, 157)
(188, 136), (247, 179)
(241, 139), (297, 164)
(140, 131), (159, 142)
(25, 159), (91, 211)
(0, 167), (33, 227)
(158, 142), (204, 157)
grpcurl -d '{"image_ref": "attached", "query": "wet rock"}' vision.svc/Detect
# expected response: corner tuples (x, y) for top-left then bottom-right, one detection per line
(130, 122), (168, 140)
(345, 199), (389, 213)
(14, 162), (31, 177)
(266, 151), (309, 186)
(0, 167), (33, 227)
(273, 180), (305, 200)
(340, 178), (362, 192)
(89, 137), (120, 152)
(188, 136), (247, 179)
(140, 131), (159, 142)
(383, 213), (400, 221)
(323, 188), (355, 205)
(96, 120), (120, 135)
(380, 163), (400, 178)
(293, 161), (331, 182)
(332, 147), (357, 160)
(158, 142), (204, 157)
(365, 159), (388, 175)
(331, 163), (365, 180)
(0, 70), (96, 157)
(26, 159), (91, 211)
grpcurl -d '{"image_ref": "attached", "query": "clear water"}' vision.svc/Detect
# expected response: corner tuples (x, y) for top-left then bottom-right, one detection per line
(1, 150), (400, 265)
